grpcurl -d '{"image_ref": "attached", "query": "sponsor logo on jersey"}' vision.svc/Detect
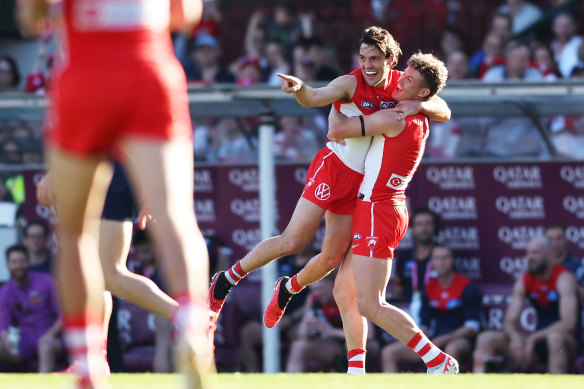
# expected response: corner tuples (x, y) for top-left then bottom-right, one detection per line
(353, 233), (362, 240)
(230, 198), (259, 222)
(429, 196), (477, 220)
(498, 226), (544, 250)
(493, 166), (542, 189)
(387, 173), (411, 190)
(380, 101), (396, 110)
(194, 198), (216, 222)
(495, 196), (545, 219)
(561, 165), (584, 188)
(361, 101), (376, 109)
(314, 183), (331, 201)
(439, 227), (480, 250)
(194, 169), (214, 192)
(426, 166), (475, 190)
(228, 168), (259, 191)
(563, 196), (584, 219)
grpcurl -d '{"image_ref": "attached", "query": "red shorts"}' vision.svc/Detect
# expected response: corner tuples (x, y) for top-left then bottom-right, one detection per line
(301, 147), (363, 215)
(46, 58), (192, 156)
(351, 200), (409, 259)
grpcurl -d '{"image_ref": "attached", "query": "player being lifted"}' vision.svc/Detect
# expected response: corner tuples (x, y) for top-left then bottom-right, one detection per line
(209, 26), (451, 374)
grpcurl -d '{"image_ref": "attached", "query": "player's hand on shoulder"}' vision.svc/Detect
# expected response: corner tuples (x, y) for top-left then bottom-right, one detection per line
(393, 100), (422, 119)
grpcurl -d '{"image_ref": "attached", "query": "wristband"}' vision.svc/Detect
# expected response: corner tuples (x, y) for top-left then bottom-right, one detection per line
(359, 115), (365, 137)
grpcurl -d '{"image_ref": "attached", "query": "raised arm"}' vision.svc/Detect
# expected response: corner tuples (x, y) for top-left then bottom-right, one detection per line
(394, 95), (451, 122)
(278, 73), (356, 108)
(327, 107), (405, 140)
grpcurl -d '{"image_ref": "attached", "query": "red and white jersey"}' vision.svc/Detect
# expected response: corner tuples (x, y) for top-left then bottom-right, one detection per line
(60, 0), (174, 67)
(358, 114), (430, 202)
(327, 68), (401, 174)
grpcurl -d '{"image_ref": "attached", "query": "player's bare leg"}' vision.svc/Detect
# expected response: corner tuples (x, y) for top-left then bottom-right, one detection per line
(472, 330), (508, 373)
(210, 198), (325, 317)
(334, 249), (368, 374)
(264, 212), (352, 328)
(353, 254), (458, 375)
(381, 340), (424, 372)
(49, 149), (112, 389)
(123, 137), (211, 388)
(99, 220), (178, 319)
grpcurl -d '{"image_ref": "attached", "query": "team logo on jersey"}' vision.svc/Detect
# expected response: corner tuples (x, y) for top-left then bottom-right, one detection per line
(380, 101), (396, 110)
(387, 173), (411, 190)
(361, 101), (376, 109)
(314, 183), (331, 201)
(366, 236), (378, 249)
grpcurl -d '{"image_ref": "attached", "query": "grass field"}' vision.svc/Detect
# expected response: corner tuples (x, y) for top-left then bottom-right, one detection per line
(0, 373), (583, 389)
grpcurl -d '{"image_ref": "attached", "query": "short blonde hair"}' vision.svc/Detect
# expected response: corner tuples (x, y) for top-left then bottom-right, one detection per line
(407, 52), (448, 100)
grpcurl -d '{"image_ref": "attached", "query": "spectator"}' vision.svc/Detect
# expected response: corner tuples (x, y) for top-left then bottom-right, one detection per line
(446, 50), (470, 81)
(273, 116), (320, 161)
(215, 118), (258, 163)
(481, 41), (546, 158)
(390, 208), (440, 323)
(295, 37), (340, 82)
(497, 0), (542, 35)
(235, 55), (263, 86)
(22, 220), (53, 274)
(532, 42), (562, 80)
(0, 139), (23, 165)
(489, 12), (514, 43)
(285, 273), (346, 372)
(264, 38), (291, 86)
(544, 223), (584, 295)
(472, 236), (580, 374)
(0, 56), (21, 92)
(241, 10), (269, 74)
(266, 3), (303, 51)
(469, 33), (506, 79)
(439, 27), (466, 62)
(550, 12), (583, 79)
(0, 244), (63, 372)
(184, 34), (236, 84)
(381, 245), (481, 372)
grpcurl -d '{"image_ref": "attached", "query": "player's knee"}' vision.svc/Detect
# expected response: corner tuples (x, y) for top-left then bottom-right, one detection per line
(279, 235), (306, 256)
(546, 331), (567, 351)
(356, 297), (379, 320)
(333, 283), (352, 310)
(320, 252), (343, 272)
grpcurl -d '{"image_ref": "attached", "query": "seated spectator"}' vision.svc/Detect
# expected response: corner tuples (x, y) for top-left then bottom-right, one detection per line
(550, 12), (583, 79)
(481, 41), (546, 159)
(0, 244), (63, 372)
(381, 245), (481, 372)
(497, 0), (542, 35)
(489, 12), (513, 43)
(235, 55), (263, 86)
(285, 273), (345, 372)
(215, 118), (258, 163)
(532, 42), (562, 80)
(273, 116), (320, 161)
(469, 33), (506, 79)
(183, 34), (236, 84)
(446, 50), (470, 81)
(0, 56), (21, 92)
(265, 38), (291, 86)
(22, 220), (53, 274)
(544, 223), (584, 297)
(473, 236), (580, 374)
(439, 27), (467, 62)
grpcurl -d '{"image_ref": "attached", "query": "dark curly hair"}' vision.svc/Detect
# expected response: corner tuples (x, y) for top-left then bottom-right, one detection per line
(359, 26), (402, 68)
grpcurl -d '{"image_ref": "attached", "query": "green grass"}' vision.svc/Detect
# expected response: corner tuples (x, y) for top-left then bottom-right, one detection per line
(0, 373), (583, 389)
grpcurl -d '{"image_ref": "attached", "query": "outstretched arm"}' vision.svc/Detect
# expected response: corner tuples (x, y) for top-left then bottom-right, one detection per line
(278, 73), (356, 108)
(327, 107), (405, 140)
(394, 95), (451, 121)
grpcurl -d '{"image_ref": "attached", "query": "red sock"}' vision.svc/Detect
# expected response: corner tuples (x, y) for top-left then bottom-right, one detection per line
(407, 331), (446, 368)
(225, 261), (247, 285)
(285, 274), (305, 294)
(347, 348), (366, 375)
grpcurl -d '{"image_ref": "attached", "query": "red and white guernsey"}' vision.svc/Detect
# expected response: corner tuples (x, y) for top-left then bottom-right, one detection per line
(47, 0), (191, 154)
(358, 114), (430, 203)
(328, 68), (401, 174)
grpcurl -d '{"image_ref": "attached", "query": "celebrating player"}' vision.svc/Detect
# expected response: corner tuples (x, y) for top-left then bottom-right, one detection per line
(209, 26), (451, 374)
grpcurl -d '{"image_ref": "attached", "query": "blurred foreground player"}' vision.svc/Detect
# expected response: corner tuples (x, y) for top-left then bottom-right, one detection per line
(18, 1), (211, 388)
